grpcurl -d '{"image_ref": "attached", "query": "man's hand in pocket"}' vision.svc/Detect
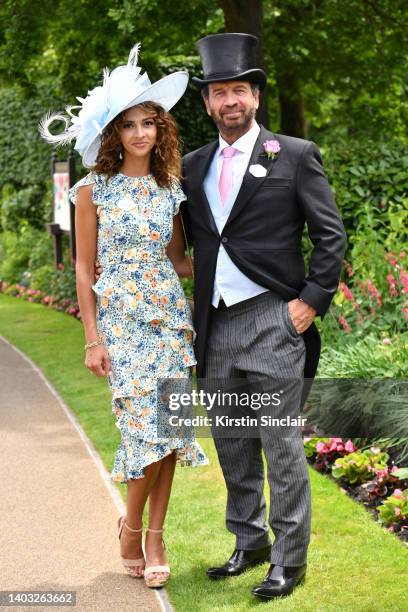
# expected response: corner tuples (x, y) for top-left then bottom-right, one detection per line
(288, 299), (316, 333)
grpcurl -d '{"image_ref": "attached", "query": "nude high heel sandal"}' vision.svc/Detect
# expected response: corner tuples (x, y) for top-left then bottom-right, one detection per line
(144, 528), (170, 588)
(117, 515), (145, 578)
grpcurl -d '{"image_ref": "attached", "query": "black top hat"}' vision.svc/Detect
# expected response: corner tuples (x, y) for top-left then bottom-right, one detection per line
(192, 33), (266, 91)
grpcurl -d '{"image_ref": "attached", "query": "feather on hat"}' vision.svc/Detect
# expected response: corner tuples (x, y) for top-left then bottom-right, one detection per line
(39, 43), (188, 168)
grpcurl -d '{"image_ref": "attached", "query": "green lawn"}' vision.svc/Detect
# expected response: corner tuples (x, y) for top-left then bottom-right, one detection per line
(1, 294), (406, 612)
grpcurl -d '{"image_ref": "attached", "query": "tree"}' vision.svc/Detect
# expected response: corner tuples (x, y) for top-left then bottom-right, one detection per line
(262, 0), (408, 139)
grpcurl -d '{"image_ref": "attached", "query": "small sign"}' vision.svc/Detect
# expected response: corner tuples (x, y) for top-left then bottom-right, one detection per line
(53, 171), (71, 231)
(46, 152), (76, 268)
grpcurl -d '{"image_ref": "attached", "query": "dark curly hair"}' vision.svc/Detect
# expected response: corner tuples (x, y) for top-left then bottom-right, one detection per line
(92, 102), (181, 188)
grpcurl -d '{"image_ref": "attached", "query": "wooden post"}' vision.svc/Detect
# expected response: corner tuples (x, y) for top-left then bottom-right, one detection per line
(68, 151), (76, 264)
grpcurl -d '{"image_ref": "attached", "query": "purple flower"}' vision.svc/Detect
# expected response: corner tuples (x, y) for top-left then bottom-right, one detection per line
(263, 140), (280, 160)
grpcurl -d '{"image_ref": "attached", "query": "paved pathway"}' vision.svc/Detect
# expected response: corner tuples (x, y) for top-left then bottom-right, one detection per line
(0, 335), (170, 612)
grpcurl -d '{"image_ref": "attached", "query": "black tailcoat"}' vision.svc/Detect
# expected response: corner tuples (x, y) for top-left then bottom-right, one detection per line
(180, 125), (347, 379)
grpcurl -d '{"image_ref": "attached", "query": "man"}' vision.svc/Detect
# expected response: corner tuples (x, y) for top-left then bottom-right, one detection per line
(180, 33), (346, 599)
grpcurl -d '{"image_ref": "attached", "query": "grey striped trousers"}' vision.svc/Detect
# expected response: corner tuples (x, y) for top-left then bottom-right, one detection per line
(204, 290), (311, 566)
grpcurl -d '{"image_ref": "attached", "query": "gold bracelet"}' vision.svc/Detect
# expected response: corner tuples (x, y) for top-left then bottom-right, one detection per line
(84, 338), (102, 351)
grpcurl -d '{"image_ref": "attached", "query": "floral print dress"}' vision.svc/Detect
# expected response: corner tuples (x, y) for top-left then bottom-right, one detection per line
(69, 171), (208, 483)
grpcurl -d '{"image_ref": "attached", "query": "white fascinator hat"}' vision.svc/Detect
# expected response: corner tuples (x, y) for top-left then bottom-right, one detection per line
(39, 43), (189, 168)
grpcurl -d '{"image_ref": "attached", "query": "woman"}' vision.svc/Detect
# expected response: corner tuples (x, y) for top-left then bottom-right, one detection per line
(39, 44), (208, 588)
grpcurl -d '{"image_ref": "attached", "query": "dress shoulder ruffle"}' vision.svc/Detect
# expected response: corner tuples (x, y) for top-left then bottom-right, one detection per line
(69, 171), (107, 206)
(168, 177), (186, 216)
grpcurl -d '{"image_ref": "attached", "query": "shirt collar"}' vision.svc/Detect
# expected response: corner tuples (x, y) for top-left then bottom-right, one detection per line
(218, 121), (260, 156)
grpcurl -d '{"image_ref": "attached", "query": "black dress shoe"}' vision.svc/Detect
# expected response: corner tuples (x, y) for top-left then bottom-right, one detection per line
(251, 564), (307, 599)
(206, 546), (271, 579)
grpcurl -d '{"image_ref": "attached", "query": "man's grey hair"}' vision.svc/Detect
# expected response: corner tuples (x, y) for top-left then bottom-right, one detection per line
(201, 82), (260, 99)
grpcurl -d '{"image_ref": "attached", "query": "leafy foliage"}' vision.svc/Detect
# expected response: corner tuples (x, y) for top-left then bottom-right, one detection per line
(264, 0), (408, 139)
(378, 488), (408, 527)
(321, 139), (408, 260)
(332, 448), (389, 485)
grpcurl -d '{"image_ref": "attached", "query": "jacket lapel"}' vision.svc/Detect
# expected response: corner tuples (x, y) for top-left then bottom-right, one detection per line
(193, 140), (220, 236)
(224, 125), (278, 228)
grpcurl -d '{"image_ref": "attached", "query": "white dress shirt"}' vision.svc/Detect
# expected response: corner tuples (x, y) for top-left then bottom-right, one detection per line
(203, 121), (269, 307)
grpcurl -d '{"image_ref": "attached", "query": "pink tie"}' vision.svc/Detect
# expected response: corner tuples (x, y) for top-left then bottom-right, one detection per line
(218, 146), (237, 206)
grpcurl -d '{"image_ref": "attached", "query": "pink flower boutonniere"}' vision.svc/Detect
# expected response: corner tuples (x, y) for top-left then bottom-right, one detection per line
(263, 139), (280, 160)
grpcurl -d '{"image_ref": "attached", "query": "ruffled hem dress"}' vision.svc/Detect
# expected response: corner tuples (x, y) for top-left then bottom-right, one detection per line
(69, 171), (208, 483)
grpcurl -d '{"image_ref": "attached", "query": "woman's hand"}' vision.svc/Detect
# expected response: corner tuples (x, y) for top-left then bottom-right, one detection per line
(166, 215), (194, 277)
(95, 261), (103, 281)
(85, 344), (112, 377)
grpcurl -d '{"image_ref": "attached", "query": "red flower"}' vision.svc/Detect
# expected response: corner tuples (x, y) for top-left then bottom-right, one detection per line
(343, 260), (354, 278)
(386, 251), (398, 267)
(339, 281), (354, 302)
(386, 274), (399, 298)
(367, 279), (382, 307)
(399, 269), (408, 294)
(339, 315), (351, 333)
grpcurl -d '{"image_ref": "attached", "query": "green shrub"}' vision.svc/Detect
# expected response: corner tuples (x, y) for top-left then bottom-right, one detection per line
(378, 488), (408, 527)
(318, 333), (408, 378)
(0, 227), (33, 284)
(30, 264), (55, 294)
(0, 224), (61, 285)
(0, 184), (48, 232)
(321, 139), (408, 262)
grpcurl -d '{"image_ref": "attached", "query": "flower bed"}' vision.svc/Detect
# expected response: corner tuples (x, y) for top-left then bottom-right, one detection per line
(0, 277), (81, 319)
(304, 437), (408, 545)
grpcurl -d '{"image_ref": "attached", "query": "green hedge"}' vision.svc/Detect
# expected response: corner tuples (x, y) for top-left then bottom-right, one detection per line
(321, 139), (408, 266)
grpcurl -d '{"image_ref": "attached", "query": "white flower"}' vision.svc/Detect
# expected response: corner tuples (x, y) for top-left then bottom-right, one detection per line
(249, 164), (267, 178)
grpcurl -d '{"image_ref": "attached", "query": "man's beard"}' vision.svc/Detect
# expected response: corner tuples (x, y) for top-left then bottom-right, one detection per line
(211, 106), (256, 140)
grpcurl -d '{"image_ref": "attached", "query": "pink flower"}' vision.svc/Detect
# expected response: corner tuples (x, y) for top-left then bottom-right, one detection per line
(393, 489), (403, 499)
(345, 440), (356, 452)
(386, 274), (399, 298)
(339, 315), (351, 333)
(382, 338), (391, 345)
(394, 507), (401, 517)
(367, 279), (382, 306)
(375, 468), (389, 480)
(386, 251), (398, 267)
(343, 260), (354, 278)
(57, 262), (65, 271)
(399, 270), (408, 294)
(339, 281), (354, 302)
(316, 442), (327, 453)
(357, 312), (364, 325)
(263, 140), (280, 159)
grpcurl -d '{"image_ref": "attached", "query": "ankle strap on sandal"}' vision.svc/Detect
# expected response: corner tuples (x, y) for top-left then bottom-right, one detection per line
(124, 521), (143, 533)
(146, 527), (165, 533)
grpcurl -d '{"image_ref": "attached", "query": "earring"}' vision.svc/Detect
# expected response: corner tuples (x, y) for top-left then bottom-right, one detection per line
(119, 149), (123, 160)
